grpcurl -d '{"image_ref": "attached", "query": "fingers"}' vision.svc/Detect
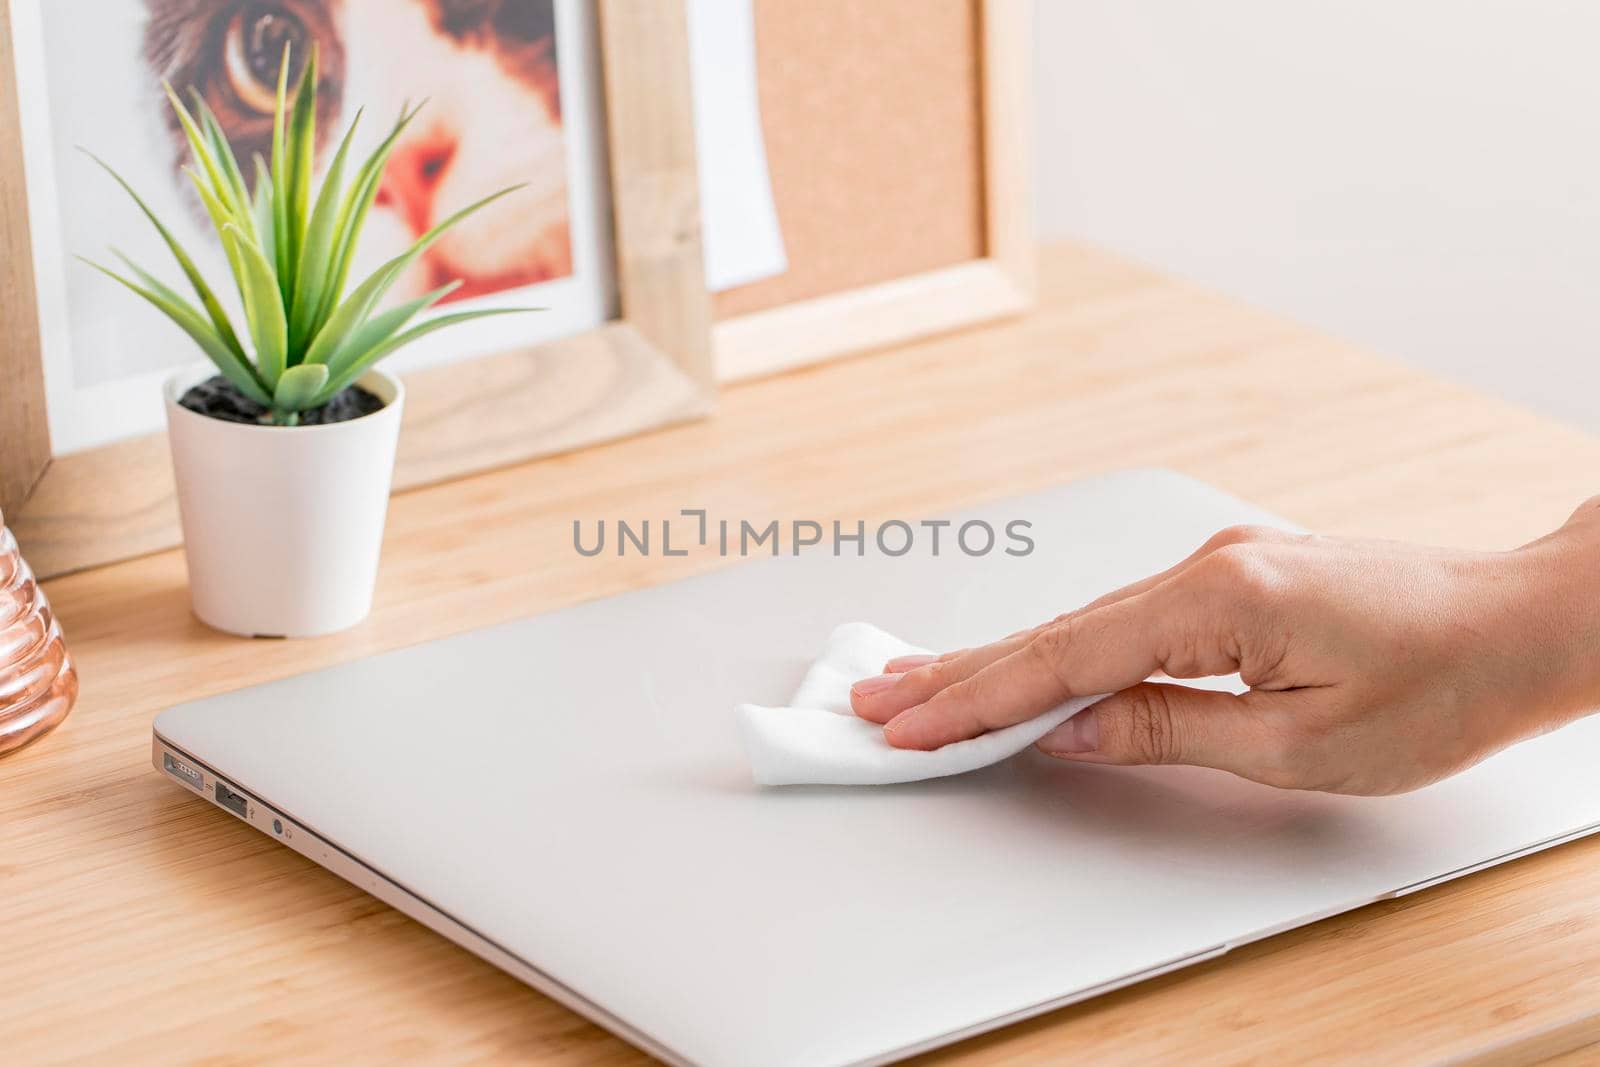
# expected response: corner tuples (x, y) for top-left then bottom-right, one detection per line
(1037, 683), (1314, 790)
(883, 653), (941, 673)
(858, 536), (1249, 720)
(883, 592), (1182, 750)
(1039, 683), (1256, 766)
(853, 633), (1033, 724)
(858, 522), (1297, 745)
(881, 618), (1052, 674)
(872, 533), (1252, 679)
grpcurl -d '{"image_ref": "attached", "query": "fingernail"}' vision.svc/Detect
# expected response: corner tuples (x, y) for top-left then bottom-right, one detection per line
(1040, 710), (1099, 754)
(850, 672), (903, 697)
(884, 653), (938, 672)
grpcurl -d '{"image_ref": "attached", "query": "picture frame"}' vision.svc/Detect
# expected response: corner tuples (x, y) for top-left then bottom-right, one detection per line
(711, 0), (1034, 382)
(0, 0), (714, 578)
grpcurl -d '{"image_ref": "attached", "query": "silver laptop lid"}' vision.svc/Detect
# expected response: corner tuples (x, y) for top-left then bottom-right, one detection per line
(154, 469), (1600, 1067)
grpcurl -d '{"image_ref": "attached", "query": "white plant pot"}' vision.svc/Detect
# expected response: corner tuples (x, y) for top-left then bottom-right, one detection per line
(164, 363), (404, 638)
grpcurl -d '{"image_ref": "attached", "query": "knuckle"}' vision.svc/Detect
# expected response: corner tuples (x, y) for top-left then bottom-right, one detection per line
(1205, 524), (1299, 552)
(1204, 542), (1257, 580)
(912, 659), (959, 697)
(1114, 686), (1182, 764)
(1019, 628), (1075, 700)
(916, 677), (987, 739)
(1157, 622), (1210, 679)
(1204, 524), (1267, 551)
(1200, 544), (1284, 604)
(1568, 495), (1600, 527)
(945, 672), (1002, 730)
(1028, 617), (1074, 663)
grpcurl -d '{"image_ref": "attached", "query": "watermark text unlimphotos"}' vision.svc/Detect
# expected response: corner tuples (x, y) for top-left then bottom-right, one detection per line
(573, 510), (1034, 558)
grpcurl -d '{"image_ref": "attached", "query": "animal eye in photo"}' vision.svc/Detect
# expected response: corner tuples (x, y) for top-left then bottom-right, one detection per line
(220, 3), (310, 116)
(144, 0), (343, 189)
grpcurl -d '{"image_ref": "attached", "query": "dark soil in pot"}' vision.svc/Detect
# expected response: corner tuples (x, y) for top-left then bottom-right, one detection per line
(179, 375), (385, 426)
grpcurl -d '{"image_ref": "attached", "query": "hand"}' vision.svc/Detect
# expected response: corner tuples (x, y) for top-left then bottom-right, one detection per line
(849, 498), (1600, 795)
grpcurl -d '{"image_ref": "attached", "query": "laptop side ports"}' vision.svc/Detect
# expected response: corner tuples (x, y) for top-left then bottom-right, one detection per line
(214, 780), (249, 818)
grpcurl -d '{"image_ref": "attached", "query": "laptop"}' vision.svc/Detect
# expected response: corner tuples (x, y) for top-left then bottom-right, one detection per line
(152, 469), (1600, 1067)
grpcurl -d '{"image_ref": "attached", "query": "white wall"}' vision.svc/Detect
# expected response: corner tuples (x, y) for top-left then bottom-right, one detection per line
(1034, 1), (1600, 432)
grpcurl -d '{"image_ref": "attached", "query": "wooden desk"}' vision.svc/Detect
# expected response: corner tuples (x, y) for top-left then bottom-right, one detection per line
(7, 243), (1600, 1066)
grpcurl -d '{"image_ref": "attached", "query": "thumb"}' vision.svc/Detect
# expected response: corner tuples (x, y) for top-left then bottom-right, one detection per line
(1038, 682), (1291, 782)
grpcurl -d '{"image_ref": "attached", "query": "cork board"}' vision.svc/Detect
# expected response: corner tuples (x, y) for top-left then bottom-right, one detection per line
(714, 0), (986, 320)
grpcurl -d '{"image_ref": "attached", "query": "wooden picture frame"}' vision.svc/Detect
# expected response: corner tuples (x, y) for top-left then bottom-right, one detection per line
(712, 0), (1034, 382)
(0, 0), (713, 578)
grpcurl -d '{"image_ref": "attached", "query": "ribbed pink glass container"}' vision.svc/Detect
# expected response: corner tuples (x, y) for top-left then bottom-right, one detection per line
(0, 510), (77, 756)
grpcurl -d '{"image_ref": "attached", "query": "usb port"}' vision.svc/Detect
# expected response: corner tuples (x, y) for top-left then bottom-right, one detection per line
(214, 781), (249, 818)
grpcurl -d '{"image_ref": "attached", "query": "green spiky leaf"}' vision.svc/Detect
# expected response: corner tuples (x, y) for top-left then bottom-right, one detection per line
(312, 102), (423, 332)
(272, 362), (329, 412)
(80, 257), (271, 406)
(251, 155), (276, 265)
(192, 91), (252, 216)
(302, 183), (524, 366)
(283, 43), (319, 305)
(180, 165), (254, 338)
(162, 83), (240, 220)
(323, 281), (459, 376)
(315, 307), (535, 403)
(289, 108), (361, 354)
(270, 45), (293, 287)
(82, 150), (244, 359)
(223, 224), (288, 388)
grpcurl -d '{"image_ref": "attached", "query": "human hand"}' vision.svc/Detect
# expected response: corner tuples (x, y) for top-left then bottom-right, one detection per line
(848, 499), (1600, 795)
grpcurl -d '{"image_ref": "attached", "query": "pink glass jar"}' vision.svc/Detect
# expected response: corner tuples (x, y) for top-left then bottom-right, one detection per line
(0, 511), (77, 756)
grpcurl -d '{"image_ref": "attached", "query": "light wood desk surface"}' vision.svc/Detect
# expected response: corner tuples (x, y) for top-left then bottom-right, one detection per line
(7, 243), (1600, 1066)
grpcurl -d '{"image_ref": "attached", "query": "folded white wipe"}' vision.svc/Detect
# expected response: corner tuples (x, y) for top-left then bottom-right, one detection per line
(735, 622), (1107, 786)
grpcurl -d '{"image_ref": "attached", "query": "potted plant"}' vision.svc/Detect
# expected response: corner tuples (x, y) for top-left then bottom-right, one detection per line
(83, 46), (527, 637)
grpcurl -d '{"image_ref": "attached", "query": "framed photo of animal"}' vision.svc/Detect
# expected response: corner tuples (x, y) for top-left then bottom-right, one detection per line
(0, 0), (713, 577)
(711, 0), (1034, 381)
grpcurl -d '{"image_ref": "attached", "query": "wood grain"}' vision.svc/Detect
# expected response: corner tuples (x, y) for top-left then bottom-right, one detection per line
(1, 1), (714, 578)
(6, 242), (1600, 1065)
(713, 0), (1035, 382)
(597, 0), (714, 385)
(13, 322), (711, 578)
(978, 0), (1036, 303)
(715, 259), (1028, 382)
(0, 0), (51, 516)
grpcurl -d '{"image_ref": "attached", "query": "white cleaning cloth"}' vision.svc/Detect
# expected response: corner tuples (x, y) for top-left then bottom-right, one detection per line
(736, 622), (1107, 786)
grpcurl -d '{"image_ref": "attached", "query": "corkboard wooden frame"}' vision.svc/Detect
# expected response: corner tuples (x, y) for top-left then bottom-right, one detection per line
(712, 0), (1034, 382)
(0, 0), (713, 579)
